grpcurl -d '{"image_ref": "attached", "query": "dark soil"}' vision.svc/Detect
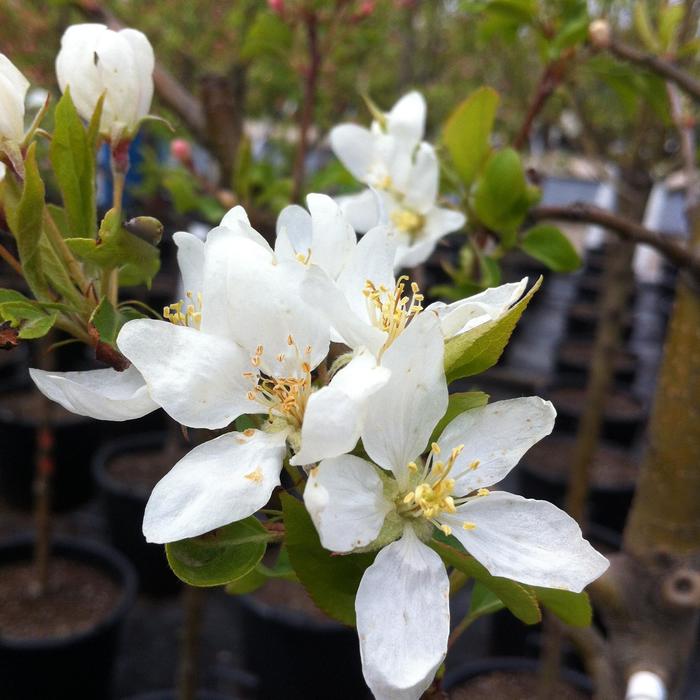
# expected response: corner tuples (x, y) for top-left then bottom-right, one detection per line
(253, 577), (330, 623)
(550, 386), (644, 422)
(524, 435), (637, 488)
(0, 557), (121, 641)
(558, 340), (636, 375)
(449, 671), (588, 699)
(107, 448), (181, 495)
(0, 389), (83, 426)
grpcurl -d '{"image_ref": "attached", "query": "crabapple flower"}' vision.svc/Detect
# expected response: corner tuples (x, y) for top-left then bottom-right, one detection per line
(330, 92), (465, 268)
(275, 193), (357, 281)
(0, 54), (30, 175)
(303, 224), (530, 361)
(115, 206), (388, 542)
(305, 350), (609, 699)
(56, 23), (154, 144)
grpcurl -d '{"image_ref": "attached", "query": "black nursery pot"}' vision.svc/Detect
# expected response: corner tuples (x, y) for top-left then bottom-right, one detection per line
(236, 584), (371, 700)
(0, 383), (102, 510)
(0, 535), (137, 700)
(93, 433), (181, 597)
(555, 339), (637, 388)
(443, 657), (592, 697)
(547, 385), (646, 448)
(565, 302), (633, 342)
(124, 692), (233, 700)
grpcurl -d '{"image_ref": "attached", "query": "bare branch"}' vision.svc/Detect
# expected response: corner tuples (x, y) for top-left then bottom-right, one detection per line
(529, 203), (700, 276)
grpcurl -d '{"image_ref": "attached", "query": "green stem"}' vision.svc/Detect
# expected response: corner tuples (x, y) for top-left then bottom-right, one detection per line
(43, 210), (92, 300)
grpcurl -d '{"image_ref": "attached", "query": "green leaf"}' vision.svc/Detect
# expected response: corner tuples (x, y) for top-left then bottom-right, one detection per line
(241, 10), (293, 61)
(166, 516), (269, 587)
(633, 1), (658, 52)
(430, 391), (489, 443)
(89, 296), (121, 346)
(529, 586), (592, 627)
(443, 87), (500, 187)
(226, 547), (297, 596)
(0, 290), (64, 339)
(520, 225), (581, 272)
(472, 148), (529, 244)
(14, 143), (48, 299)
(50, 87), (96, 238)
(469, 581), (506, 617)
(444, 276), (542, 383)
(282, 493), (375, 626)
(66, 209), (160, 287)
(431, 539), (541, 624)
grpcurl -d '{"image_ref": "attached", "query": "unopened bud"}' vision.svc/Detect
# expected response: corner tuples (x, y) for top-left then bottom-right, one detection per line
(588, 19), (611, 49)
(268, 0), (284, 15)
(124, 216), (164, 246)
(356, 1), (375, 19)
(170, 138), (192, 165)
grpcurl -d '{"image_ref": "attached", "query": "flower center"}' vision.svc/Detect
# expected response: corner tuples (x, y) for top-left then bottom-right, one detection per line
(363, 275), (424, 356)
(244, 335), (313, 429)
(399, 443), (489, 536)
(390, 208), (425, 238)
(163, 291), (202, 329)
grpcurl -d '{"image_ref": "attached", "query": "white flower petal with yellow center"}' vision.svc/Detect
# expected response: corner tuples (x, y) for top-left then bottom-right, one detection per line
(276, 193), (357, 281)
(143, 428), (287, 543)
(0, 53), (30, 172)
(305, 370), (608, 699)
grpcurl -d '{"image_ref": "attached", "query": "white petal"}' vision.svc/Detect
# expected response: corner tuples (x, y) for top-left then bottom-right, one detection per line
(386, 91), (426, 145)
(430, 277), (527, 339)
(423, 205), (466, 239)
(290, 350), (390, 466)
(438, 397), (556, 495)
(306, 193), (357, 280)
(117, 319), (258, 429)
(118, 28), (154, 119)
(330, 124), (376, 182)
(225, 238), (329, 374)
(302, 265), (385, 356)
(443, 492), (609, 592)
(363, 311), (448, 488)
(143, 429), (287, 543)
(28, 365), (157, 421)
(0, 54), (28, 142)
(173, 231), (205, 296)
(393, 237), (437, 270)
(356, 528), (449, 700)
(337, 189), (381, 233)
(304, 454), (391, 552)
(402, 143), (439, 212)
(275, 204), (312, 261)
(0, 54), (30, 102)
(220, 204), (250, 228)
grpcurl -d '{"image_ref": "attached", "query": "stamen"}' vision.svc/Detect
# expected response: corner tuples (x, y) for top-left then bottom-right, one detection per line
(163, 290), (203, 329)
(462, 522), (477, 531)
(477, 488), (490, 497)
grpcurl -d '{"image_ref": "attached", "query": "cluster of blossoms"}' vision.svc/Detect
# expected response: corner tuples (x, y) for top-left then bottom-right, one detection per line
(331, 91), (466, 268)
(31, 205), (607, 699)
(5, 25), (607, 699)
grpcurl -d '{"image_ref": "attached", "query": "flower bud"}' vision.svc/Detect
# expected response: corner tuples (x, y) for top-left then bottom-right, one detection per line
(0, 54), (29, 174)
(268, 0), (285, 15)
(588, 19), (611, 49)
(55, 23), (155, 145)
(170, 138), (192, 165)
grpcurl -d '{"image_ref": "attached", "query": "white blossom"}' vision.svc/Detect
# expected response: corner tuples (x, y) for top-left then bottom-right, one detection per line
(330, 92), (465, 269)
(0, 54), (30, 174)
(56, 23), (154, 143)
(304, 330), (608, 699)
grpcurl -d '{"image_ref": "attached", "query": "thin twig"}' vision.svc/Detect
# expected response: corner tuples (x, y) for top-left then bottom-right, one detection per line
(0, 242), (23, 277)
(530, 203), (700, 275)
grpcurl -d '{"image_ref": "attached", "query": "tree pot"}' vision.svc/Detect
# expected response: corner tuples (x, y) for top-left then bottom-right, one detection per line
(0, 345), (28, 386)
(547, 384), (646, 448)
(565, 302), (633, 341)
(518, 433), (637, 531)
(235, 578), (370, 699)
(555, 339), (637, 388)
(0, 383), (102, 510)
(124, 692), (234, 700)
(93, 432), (181, 597)
(0, 534), (137, 700)
(443, 657), (592, 698)
(575, 275), (636, 306)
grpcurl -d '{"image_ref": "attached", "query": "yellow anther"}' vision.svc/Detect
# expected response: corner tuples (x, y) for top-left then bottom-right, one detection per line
(376, 174), (392, 190)
(403, 492), (415, 504)
(244, 466), (263, 483)
(477, 488), (490, 497)
(408, 461), (418, 472)
(164, 291), (203, 329)
(243, 428), (255, 437)
(462, 522), (477, 531)
(431, 442), (441, 455)
(390, 208), (425, 237)
(287, 335), (294, 346)
(469, 459), (480, 471)
(439, 524), (452, 536)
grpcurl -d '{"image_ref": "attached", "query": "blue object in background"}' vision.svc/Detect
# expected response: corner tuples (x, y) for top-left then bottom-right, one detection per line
(96, 132), (146, 212)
